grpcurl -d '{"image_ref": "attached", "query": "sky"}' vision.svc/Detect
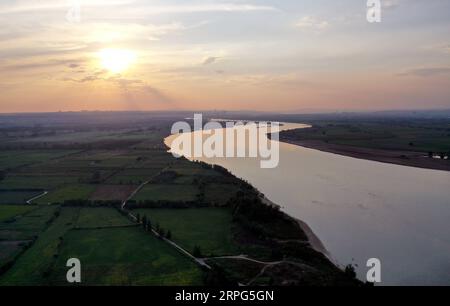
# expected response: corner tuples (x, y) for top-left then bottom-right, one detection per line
(0, 0), (449, 113)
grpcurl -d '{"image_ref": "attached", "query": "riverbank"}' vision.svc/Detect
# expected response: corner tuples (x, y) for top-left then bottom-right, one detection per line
(280, 138), (450, 172)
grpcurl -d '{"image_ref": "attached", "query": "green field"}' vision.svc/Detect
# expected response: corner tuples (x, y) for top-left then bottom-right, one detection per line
(0, 206), (59, 241)
(106, 168), (161, 185)
(0, 175), (81, 189)
(75, 208), (134, 228)
(0, 241), (30, 267)
(134, 208), (239, 256)
(133, 184), (199, 202)
(0, 205), (36, 223)
(34, 185), (97, 205)
(0, 150), (77, 171)
(0, 207), (79, 285)
(204, 184), (239, 206)
(48, 227), (204, 285)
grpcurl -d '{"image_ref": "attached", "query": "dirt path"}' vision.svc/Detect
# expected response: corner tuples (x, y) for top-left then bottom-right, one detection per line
(206, 255), (314, 285)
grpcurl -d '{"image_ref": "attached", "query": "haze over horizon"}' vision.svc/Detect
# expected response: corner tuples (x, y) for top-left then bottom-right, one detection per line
(1, 0), (450, 113)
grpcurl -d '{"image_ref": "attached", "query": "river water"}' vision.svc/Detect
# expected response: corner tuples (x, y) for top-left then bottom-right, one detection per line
(165, 122), (450, 285)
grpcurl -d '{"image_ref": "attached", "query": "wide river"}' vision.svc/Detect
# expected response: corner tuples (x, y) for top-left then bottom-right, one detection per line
(165, 122), (450, 285)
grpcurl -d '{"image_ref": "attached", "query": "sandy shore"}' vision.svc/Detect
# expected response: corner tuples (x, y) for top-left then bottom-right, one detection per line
(281, 138), (450, 172)
(296, 219), (330, 259)
(260, 194), (331, 259)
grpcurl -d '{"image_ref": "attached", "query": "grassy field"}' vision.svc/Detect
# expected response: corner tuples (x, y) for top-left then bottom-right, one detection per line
(0, 207), (79, 285)
(75, 207), (134, 228)
(0, 150), (77, 171)
(0, 241), (29, 267)
(133, 184), (199, 202)
(35, 185), (97, 205)
(204, 184), (240, 206)
(48, 227), (204, 285)
(0, 206), (59, 241)
(0, 205), (36, 222)
(106, 168), (162, 185)
(89, 185), (136, 201)
(0, 175), (82, 189)
(134, 208), (239, 256)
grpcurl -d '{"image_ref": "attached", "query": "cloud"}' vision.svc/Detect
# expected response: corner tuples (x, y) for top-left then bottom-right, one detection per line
(425, 43), (450, 54)
(2, 59), (85, 71)
(133, 4), (277, 15)
(0, 1), (277, 16)
(62, 72), (173, 104)
(399, 67), (450, 77)
(295, 16), (329, 31)
(203, 57), (220, 65)
(0, 0), (132, 14)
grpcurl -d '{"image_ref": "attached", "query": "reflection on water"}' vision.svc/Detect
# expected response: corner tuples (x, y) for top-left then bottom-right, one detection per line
(165, 122), (450, 285)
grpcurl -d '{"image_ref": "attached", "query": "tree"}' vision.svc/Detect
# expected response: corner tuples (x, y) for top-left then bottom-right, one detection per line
(142, 215), (147, 229)
(344, 264), (357, 279)
(193, 246), (202, 258)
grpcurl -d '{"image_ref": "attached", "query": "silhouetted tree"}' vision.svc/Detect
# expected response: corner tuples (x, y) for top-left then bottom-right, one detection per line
(193, 246), (202, 258)
(344, 264), (357, 279)
(142, 215), (147, 229)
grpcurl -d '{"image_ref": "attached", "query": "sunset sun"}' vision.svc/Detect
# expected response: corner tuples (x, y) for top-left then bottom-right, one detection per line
(98, 48), (136, 74)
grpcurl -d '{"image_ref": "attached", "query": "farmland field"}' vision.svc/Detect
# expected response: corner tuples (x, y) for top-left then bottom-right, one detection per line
(0, 205), (36, 222)
(0, 150), (77, 171)
(133, 184), (199, 202)
(48, 227), (204, 285)
(75, 208), (134, 228)
(0, 206), (59, 241)
(89, 185), (137, 201)
(0, 207), (79, 285)
(133, 208), (239, 256)
(204, 184), (240, 206)
(34, 185), (97, 205)
(0, 175), (82, 189)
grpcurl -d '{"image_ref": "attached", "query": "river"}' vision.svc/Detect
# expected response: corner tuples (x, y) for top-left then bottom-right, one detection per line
(165, 121), (450, 285)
